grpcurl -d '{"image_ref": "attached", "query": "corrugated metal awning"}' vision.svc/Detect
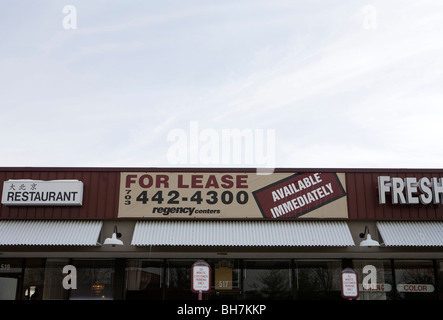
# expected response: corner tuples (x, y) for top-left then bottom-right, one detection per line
(131, 220), (355, 247)
(377, 221), (443, 246)
(0, 220), (103, 246)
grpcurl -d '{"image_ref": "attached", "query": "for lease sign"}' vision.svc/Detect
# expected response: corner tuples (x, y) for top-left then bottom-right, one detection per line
(253, 173), (346, 218)
(118, 172), (348, 219)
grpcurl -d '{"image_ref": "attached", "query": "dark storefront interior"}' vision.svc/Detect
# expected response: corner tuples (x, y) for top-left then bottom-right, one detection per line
(1, 257), (442, 300)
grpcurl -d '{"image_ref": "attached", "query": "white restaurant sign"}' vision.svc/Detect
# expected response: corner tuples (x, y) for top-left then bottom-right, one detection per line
(1, 180), (84, 206)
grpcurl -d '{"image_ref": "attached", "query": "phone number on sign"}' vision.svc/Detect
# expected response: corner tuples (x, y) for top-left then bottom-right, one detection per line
(123, 190), (249, 206)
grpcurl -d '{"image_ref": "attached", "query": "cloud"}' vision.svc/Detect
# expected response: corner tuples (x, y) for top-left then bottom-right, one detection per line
(0, 1), (442, 168)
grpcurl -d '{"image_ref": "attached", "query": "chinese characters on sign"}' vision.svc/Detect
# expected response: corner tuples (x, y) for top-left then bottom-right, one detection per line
(1, 180), (84, 206)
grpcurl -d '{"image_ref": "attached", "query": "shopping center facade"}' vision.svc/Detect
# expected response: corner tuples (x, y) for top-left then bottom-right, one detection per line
(1, 167), (443, 300)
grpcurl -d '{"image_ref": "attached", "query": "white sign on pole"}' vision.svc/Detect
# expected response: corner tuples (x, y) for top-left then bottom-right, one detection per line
(191, 260), (211, 293)
(341, 268), (359, 299)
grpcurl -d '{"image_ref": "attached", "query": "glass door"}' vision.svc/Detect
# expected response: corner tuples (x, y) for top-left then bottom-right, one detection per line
(0, 259), (23, 300)
(0, 275), (21, 300)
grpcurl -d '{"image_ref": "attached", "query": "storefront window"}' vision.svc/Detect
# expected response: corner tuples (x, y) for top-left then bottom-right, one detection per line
(209, 259), (241, 300)
(22, 259), (45, 300)
(166, 260), (195, 300)
(438, 261), (443, 300)
(42, 258), (70, 300)
(125, 259), (164, 299)
(3, 257), (442, 301)
(394, 260), (436, 300)
(69, 259), (115, 300)
(243, 260), (292, 300)
(353, 260), (393, 300)
(1, 258), (70, 300)
(295, 260), (342, 300)
(0, 259), (23, 300)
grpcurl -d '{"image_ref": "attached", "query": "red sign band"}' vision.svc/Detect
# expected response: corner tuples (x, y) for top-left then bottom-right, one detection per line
(253, 173), (346, 219)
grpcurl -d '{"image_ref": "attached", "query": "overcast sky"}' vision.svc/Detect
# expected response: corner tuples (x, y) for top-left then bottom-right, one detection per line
(1, 1), (442, 169)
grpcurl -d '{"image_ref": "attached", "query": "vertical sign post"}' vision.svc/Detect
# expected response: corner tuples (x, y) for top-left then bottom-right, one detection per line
(341, 268), (359, 300)
(191, 260), (211, 300)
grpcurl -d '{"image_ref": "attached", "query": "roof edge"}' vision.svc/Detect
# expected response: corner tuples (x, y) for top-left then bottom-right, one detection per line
(0, 167), (442, 173)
